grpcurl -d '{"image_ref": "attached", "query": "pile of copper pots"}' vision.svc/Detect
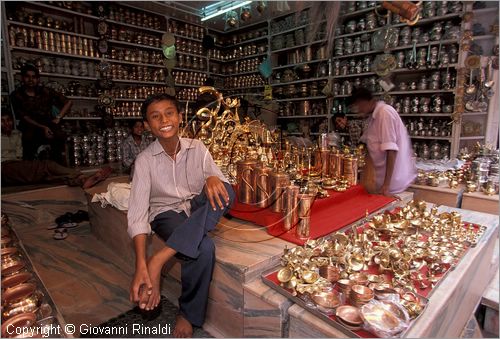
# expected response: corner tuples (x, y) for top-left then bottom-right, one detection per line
(1, 214), (63, 338)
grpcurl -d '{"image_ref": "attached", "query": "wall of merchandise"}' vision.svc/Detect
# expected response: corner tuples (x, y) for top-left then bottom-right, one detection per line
(1, 1), (499, 166)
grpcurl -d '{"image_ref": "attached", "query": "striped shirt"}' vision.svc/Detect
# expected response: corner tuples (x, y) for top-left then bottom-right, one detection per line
(127, 138), (228, 239)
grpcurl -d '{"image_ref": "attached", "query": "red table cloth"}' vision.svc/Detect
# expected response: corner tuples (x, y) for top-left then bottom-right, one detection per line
(228, 185), (395, 245)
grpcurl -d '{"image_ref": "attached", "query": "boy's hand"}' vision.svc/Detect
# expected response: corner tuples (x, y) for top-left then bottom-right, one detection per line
(205, 176), (229, 211)
(130, 265), (153, 309)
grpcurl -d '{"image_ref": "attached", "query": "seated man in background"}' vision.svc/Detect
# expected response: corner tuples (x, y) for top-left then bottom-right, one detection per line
(121, 120), (151, 176)
(1, 111), (111, 188)
(10, 63), (71, 163)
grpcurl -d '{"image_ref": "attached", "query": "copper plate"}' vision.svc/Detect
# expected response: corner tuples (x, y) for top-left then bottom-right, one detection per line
(1, 247), (18, 257)
(336, 305), (363, 326)
(1, 313), (36, 338)
(312, 291), (341, 309)
(1, 258), (25, 276)
(2, 272), (33, 290)
(2, 283), (36, 305)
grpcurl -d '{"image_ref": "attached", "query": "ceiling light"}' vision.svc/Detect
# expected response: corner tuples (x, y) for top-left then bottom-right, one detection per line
(201, 1), (252, 22)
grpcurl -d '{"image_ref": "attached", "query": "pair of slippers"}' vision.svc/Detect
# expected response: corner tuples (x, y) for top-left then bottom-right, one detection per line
(50, 210), (89, 240)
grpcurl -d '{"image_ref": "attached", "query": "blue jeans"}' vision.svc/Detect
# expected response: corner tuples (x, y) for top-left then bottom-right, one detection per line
(151, 182), (235, 327)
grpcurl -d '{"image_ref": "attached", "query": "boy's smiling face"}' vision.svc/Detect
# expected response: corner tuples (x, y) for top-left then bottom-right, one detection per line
(144, 99), (181, 141)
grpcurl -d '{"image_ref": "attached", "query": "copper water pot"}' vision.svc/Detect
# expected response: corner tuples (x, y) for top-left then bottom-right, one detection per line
(255, 166), (273, 208)
(236, 159), (258, 204)
(328, 150), (343, 178)
(283, 185), (300, 231)
(270, 171), (290, 213)
(314, 149), (330, 178)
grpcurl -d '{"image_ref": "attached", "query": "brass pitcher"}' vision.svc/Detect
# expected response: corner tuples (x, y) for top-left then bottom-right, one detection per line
(270, 171), (290, 212)
(236, 159), (258, 204)
(255, 166), (273, 208)
(283, 185), (300, 231)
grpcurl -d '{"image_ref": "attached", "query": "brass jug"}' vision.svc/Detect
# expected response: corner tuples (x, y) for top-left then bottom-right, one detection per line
(270, 171), (290, 213)
(236, 159), (258, 204)
(255, 166), (273, 208)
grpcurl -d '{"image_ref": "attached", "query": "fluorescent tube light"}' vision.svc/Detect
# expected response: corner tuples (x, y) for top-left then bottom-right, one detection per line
(201, 1), (252, 21)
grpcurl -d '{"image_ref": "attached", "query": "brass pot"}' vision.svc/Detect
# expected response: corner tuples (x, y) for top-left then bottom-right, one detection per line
(270, 172), (290, 213)
(328, 150), (343, 178)
(255, 166), (273, 208)
(283, 185), (300, 231)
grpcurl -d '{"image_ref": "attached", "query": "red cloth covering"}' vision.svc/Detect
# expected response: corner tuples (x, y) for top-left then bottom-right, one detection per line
(228, 185), (395, 245)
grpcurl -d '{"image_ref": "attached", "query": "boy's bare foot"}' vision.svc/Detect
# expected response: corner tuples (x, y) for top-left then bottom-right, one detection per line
(174, 314), (193, 338)
(141, 246), (176, 310)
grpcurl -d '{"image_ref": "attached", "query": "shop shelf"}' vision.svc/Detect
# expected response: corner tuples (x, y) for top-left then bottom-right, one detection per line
(13, 70), (98, 81)
(173, 33), (203, 43)
(176, 51), (208, 59)
(64, 116), (101, 120)
(333, 64), (459, 79)
(399, 114), (452, 117)
(112, 79), (166, 85)
(104, 58), (164, 68)
(226, 85), (265, 90)
(114, 116), (143, 120)
(332, 39), (459, 59)
(175, 83), (205, 88)
(227, 35), (269, 48)
(173, 66), (208, 73)
(66, 96), (98, 100)
(473, 7), (500, 15)
(272, 39), (328, 54)
(24, 1), (99, 20)
(410, 136), (452, 141)
(460, 136), (486, 140)
(222, 70), (261, 77)
(462, 112), (489, 116)
(339, 7), (376, 20)
(276, 96), (326, 102)
(223, 52), (268, 63)
(271, 20), (327, 37)
(273, 58), (330, 71)
(10, 46), (98, 61)
(107, 39), (161, 51)
(105, 18), (164, 35)
(271, 76), (330, 86)
(278, 114), (329, 119)
(114, 98), (148, 102)
(388, 89), (455, 95)
(6, 21), (98, 40)
(472, 35), (497, 41)
(333, 17), (464, 46)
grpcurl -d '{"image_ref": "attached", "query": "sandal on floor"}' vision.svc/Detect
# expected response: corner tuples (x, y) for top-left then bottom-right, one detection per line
(71, 210), (89, 223)
(53, 228), (68, 240)
(61, 222), (78, 229)
(55, 212), (74, 225)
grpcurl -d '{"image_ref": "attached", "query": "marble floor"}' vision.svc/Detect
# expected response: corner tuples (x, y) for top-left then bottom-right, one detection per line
(2, 186), (142, 337)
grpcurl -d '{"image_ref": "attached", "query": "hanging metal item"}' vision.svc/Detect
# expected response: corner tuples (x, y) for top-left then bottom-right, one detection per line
(240, 6), (252, 21)
(371, 27), (398, 51)
(381, 1), (422, 25)
(98, 94), (115, 107)
(372, 53), (397, 77)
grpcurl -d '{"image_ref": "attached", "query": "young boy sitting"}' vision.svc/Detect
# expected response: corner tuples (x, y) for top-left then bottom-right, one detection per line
(127, 93), (234, 337)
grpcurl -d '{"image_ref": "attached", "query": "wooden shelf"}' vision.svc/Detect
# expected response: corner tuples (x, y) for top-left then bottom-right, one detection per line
(222, 52), (268, 63)
(64, 116), (101, 120)
(273, 58), (330, 71)
(272, 39), (327, 54)
(410, 136), (452, 141)
(67, 96), (97, 100)
(460, 136), (486, 140)
(112, 79), (166, 85)
(173, 33), (203, 43)
(24, 1), (99, 20)
(271, 76), (330, 87)
(105, 18), (164, 35)
(472, 35), (497, 41)
(11, 46), (98, 61)
(271, 20), (326, 37)
(12, 70), (98, 81)
(104, 58), (164, 68)
(276, 96), (326, 102)
(278, 114), (329, 119)
(225, 35), (268, 47)
(6, 21), (98, 40)
(176, 51), (208, 59)
(399, 114), (452, 117)
(108, 39), (161, 51)
(332, 64), (459, 79)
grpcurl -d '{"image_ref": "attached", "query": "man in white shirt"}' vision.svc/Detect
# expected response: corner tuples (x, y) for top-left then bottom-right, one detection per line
(349, 88), (416, 196)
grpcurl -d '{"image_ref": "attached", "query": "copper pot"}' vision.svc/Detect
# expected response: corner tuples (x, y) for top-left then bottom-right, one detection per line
(255, 166), (273, 208)
(314, 149), (330, 178)
(328, 150), (343, 178)
(283, 185), (300, 231)
(270, 172), (290, 213)
(1, 313), (37, 338)
(236, 159), (259, 204)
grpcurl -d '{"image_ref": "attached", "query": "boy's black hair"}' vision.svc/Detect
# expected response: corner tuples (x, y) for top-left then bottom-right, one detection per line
(348, 87), (374, 106)
(141, 93), (180, 121)
(20, 63), (40, 77)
